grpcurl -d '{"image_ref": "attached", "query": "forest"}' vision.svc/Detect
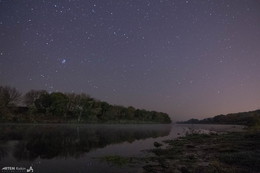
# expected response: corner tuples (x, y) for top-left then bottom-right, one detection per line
(178, 109), (260, 126)
(0, 86), (171, 123)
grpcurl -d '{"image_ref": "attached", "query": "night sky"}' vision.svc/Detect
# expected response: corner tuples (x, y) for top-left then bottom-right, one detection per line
(0, 0), (260, 120)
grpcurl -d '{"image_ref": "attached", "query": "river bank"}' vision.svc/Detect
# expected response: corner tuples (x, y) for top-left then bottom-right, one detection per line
(101, 125), (260, 173)
(143, 129), (260, 173)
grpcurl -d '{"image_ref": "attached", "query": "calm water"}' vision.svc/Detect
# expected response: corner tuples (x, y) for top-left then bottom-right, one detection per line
(0, 124), (243, 173)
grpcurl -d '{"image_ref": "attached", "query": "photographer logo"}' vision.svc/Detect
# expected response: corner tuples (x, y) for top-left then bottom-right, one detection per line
(1, 166), (33, 172)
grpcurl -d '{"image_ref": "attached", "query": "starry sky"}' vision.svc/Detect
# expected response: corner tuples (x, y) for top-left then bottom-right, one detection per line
(0, 0), (260, 121)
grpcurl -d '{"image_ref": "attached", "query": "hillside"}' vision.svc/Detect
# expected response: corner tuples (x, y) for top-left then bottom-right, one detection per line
(178, 109), (260, 126)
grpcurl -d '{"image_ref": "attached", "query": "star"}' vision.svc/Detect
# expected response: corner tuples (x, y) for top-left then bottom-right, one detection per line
(61, 59), (66, 64)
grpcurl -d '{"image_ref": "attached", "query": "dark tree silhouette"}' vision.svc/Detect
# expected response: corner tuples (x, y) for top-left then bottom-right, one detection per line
(0, 86), (21, 106)
(24, 90), (47, 106)
(0, 85), (172, 123)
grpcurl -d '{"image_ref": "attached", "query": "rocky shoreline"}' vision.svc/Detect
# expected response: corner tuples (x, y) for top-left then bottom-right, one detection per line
(142, 129), (260, 173)
(100, 127), (260, 173)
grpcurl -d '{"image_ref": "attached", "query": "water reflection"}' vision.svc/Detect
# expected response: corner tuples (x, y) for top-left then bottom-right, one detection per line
(0, 124), (171, 161)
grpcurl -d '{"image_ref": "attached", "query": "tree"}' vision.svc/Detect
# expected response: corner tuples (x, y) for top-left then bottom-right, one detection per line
(34, 92), (69, 117)
(126, 106), (135, 120)
(24, 90), (47, 107)
(66, 93), (94, 121)
(0, 86), (21, 107)
(34, 93), (52, 114)
(49, 92), (69, 117)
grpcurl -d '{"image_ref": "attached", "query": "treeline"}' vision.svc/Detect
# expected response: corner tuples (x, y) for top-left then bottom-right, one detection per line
(0, 86), (171, 123)
(178, 110), (260, 126)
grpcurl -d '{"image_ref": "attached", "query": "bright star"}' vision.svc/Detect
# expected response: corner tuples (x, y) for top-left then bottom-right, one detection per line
(61, 59), (66, 64)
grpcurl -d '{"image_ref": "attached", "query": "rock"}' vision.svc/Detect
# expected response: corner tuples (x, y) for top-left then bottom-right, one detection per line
(180, 166), (190, 173)
(186, 144), (196, 148)
(154, 142), (163, 148)
(198, 162), (209, 167)
(187, 154), (196, 160)
(143, 165), (164, 173)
